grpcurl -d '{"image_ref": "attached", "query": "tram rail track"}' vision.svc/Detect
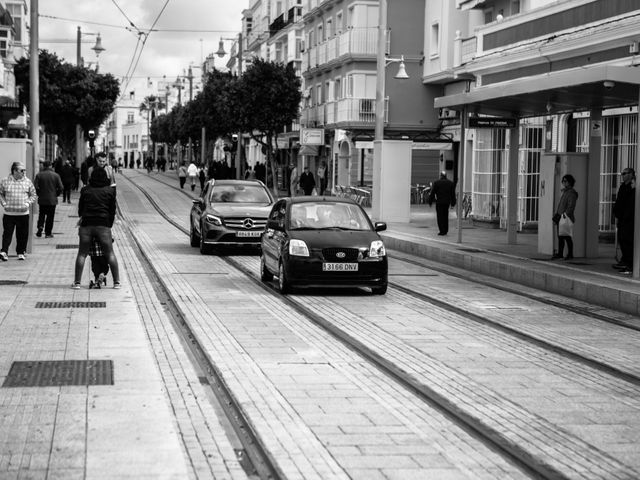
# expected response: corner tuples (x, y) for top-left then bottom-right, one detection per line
(120, 170), (640, 480)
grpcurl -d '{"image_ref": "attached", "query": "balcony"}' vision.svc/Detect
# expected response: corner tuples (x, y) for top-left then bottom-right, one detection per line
(303, 27), (377, 72)
(453, 0), (640, 69)
(302, 97), (388, 129)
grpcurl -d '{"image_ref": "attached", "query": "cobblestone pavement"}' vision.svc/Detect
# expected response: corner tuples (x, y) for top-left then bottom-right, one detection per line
(116, 170), (640, 479)
(0, 197), (247, 480)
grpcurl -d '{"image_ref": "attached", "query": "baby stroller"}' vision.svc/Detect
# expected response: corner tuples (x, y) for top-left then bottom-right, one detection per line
(88, 236), (111, 289)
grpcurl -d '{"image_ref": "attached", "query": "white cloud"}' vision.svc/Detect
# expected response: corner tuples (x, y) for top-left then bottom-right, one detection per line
(38, 0), (244, 93)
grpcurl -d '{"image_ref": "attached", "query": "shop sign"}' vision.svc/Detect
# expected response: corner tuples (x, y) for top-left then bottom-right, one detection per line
(301, 128), (325, 145)
(468, 117), (517, 129)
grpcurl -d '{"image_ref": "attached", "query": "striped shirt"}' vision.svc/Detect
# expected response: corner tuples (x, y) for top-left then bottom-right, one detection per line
(0, 174), (37, 216)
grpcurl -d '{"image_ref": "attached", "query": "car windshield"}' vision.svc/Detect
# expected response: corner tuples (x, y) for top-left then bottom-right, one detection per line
(209, 184), (271, 203)
(289, 202), (372, 231)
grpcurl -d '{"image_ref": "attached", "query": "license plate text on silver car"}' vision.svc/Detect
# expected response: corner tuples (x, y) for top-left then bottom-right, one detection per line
(236, 231), (261, 237)
(323, 263), (358, 271)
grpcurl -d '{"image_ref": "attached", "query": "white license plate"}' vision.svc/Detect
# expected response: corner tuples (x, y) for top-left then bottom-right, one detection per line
(323, 263), (358, 272)
(236, 231), (261, 237)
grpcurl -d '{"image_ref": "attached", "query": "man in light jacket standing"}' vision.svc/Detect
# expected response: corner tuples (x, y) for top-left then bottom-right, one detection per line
(34, 160), (63, 238)
(0, 162), (37, 261)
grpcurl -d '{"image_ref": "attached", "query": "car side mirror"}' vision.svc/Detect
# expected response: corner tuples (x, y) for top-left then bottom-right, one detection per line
(374, 222), (387, 232)
(192, 198), (203, 207)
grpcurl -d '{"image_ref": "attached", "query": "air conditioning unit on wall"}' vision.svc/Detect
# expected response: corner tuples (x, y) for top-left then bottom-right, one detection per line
(438, 108), (459, 120)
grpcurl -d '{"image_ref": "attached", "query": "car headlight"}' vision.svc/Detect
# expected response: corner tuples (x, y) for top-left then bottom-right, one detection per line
(205, 214), (223, 226)
(369, 240), (386, 258)
(289, 239), (310, 257)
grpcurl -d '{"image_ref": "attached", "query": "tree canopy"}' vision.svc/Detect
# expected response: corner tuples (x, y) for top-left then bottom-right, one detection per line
(150, 60), (301, 187)
(14, 50), (120, 155)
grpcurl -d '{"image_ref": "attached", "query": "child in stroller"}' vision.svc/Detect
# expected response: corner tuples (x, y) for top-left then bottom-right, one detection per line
(88, 236), (111, 289)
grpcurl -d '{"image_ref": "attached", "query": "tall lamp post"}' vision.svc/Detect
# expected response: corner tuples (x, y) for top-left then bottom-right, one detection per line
(75, 27), (105, 167)
(373, 0), (409, 221)
(216, 34), (243, 179)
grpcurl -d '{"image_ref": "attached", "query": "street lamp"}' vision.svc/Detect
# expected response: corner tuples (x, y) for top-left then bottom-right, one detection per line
(76, 27), (106, 167)
(216, 35), (243, 178)
(372, 0), (411, 222)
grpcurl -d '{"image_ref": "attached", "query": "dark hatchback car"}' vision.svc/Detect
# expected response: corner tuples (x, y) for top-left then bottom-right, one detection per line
(260, 196), (388, 294)
(190, 179), (275, 254)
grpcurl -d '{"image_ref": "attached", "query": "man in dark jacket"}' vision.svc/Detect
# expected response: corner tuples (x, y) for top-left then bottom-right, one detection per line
(60, 160), (76, 204)
(299, 166), (316, 195)
(34, 160), (63, 238)
(428, 171), (456, 236)
(613, 167), (636, 274)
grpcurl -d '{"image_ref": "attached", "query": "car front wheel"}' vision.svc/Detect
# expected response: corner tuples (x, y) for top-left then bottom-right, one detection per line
(371, 283), (387, 295)
(278, 261), (290, 294)
(190, 220), (199, 247)
(199, 223), (211, 255)
(260, 255), (273, 282)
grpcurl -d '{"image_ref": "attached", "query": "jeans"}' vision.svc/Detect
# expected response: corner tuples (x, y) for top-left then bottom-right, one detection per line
(2, 214), (30, 255)
(75, 225), (119, 284)
(37, 205), (56, 235)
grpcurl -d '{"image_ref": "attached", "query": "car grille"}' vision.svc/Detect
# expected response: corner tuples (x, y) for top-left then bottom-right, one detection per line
(224, 217), (267, 230)
(322, 248), (361, 262)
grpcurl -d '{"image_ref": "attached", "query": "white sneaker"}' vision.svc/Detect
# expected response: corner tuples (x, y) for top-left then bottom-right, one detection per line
(17, 253), (25, 261)
(0, 251), (7, 261)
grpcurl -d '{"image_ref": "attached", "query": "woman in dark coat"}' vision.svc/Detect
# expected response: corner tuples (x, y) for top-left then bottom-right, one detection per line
(60, 160), (76, 203)
(72, 168), (120, 289)
(552, 174), (578, 260)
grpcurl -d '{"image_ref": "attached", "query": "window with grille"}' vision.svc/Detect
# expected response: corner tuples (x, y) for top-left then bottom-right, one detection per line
(600, 114), (637, 232)
(472, 128), (506, 221)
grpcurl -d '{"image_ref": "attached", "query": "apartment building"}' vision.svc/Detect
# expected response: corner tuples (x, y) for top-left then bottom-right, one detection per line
(0, 0), (27, 135)
(434, 0), (640, 262)
(300, 0), (448, 198)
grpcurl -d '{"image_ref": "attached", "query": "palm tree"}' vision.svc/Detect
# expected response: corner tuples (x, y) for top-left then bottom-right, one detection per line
(139, 95), (165, 168)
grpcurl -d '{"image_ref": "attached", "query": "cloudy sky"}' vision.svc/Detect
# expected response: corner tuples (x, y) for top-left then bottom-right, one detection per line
(38, 0), (246, 95)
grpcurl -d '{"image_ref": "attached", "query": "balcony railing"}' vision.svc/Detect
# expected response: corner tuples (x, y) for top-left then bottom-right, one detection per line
(304, 27), (377, 71)
(301, 97), (390, 128)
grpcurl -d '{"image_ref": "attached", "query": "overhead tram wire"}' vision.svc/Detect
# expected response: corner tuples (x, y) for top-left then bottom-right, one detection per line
(117, 0), (171, 100)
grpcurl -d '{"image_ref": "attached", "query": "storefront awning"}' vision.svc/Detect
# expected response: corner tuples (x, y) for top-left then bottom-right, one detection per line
(435, 65), (640, 118)
(298, 145), (319, 156)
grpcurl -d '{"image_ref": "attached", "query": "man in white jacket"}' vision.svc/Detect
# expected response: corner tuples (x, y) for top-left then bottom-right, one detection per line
(0, 162), (37, 261)
(187, 162), (198, 191)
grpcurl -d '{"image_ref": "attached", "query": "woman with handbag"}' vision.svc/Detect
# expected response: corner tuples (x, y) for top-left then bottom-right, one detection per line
(552, 174), (578, 260)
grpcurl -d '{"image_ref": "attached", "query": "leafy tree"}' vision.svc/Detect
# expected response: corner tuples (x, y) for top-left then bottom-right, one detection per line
(14, 50), (120, 158)
(236, 58), (301, 191)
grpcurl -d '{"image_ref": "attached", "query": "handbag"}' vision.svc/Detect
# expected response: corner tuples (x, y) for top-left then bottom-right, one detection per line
(558, 213), (574, 237)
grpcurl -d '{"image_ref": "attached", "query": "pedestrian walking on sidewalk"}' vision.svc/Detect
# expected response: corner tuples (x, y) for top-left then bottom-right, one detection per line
(60, 159), (75, 203)
(613, 167), (636, 275)
(551, 174), (578, 260)
(88, 152), (116, 190)
(72, 168), (120, 289)
(34, 160), (63, 238)
(0, 162), (37, 261)
(178, 163), (187, 189)
(187, 161), (198, 191)
(299, 166), (315, 195)
(428, 171), (456, 236)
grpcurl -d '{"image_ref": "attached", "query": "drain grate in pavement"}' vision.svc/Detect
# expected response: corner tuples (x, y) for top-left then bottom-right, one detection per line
(56, 244), (79, 249)
(36, 301), (106, 308)
(0, 280), (28, 286)
(2, 360), (114, 387)
(458, 248), (485, 253)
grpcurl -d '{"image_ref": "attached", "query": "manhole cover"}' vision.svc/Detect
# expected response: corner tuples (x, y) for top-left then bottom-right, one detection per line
(2, 360), (114, 387)
(36, 301), (106, 308)
(0, 280), (27, 286)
